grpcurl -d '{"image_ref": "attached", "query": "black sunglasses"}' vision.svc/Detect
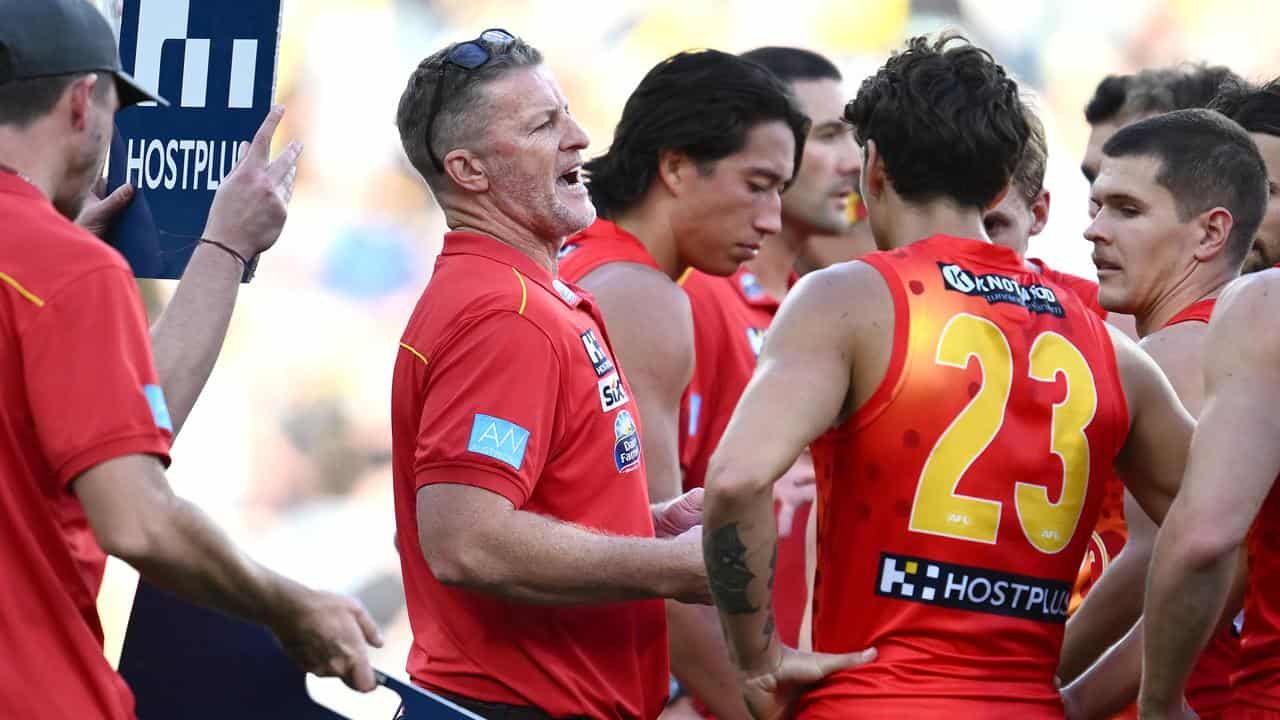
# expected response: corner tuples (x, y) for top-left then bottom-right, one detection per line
(424, 28), (516, 173)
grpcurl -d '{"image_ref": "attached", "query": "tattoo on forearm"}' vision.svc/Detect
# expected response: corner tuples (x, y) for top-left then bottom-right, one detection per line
(761, 543), (777, 642)
(706, 523), (759, 614)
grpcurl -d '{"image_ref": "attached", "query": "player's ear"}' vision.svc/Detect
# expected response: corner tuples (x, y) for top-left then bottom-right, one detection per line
(656, 148), (692, 197)
(1029, 189), (1051, 237)
(65, 74), (99, 133)
(863, 140), (886, 200)
(445, 149), (489, 194)
(1193, 206), (1233, 262)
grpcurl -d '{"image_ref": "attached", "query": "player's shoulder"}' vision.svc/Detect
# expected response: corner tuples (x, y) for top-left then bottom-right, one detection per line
(781, 260), (892, 333)
(2, 209), (134, 308)
(580, 260), (691, 320)
(1206, 269), (1280, 361)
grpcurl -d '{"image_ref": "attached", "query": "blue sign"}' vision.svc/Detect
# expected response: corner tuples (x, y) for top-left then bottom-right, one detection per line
(106, 0), (282, 280)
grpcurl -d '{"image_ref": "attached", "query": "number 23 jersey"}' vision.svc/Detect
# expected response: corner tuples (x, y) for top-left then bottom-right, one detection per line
(804, 236), (1129, 717)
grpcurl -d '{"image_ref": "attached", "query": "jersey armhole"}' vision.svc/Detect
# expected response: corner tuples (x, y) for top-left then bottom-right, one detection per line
(847, 255), (910, 433)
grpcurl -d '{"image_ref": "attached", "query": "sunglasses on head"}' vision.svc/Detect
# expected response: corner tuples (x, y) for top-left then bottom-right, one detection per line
(424, 28), (516, 173)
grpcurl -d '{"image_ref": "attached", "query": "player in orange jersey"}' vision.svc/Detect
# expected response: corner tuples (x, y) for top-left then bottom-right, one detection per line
(1060, 108), (1268, 720)
(558, 49), (809, 718)
(702, 35), (1196, 719)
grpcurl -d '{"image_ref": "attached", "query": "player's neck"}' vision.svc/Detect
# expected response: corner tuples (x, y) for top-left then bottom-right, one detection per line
(1134, 268), (1237, 338)
(746, 223), (804, 301)
(878, 198), (989, 250)
(611, 204), (684, 281)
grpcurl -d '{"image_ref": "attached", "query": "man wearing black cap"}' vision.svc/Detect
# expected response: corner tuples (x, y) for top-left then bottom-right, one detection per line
(0, 2), (382, 718)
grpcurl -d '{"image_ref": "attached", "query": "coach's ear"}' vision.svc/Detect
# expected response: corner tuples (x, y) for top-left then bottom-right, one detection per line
(1192, 206), (1233, 262)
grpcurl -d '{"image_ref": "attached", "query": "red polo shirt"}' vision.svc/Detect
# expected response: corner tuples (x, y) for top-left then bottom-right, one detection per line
(0, 172), (172, 719)
(392, 231), (668, 720)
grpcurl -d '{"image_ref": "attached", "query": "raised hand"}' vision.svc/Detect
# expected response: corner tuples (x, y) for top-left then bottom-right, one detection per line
(75, 177), (134, 238)
(202, 105), (303, 261)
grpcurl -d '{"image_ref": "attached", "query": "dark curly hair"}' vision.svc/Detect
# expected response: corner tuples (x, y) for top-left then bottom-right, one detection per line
(584, 49), (811, 218)
(1211, 75), (1280, 137)
(844, 34), (1029, 210)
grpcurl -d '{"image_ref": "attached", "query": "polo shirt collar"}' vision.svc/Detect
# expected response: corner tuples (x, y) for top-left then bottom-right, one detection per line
(441, 230), (588, 310)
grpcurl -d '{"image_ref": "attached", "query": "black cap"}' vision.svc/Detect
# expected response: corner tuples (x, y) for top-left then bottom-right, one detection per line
(0, 0), (169, 107)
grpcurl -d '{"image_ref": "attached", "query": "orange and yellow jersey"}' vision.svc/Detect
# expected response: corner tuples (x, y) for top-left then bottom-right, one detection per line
(801, 236), (1129, 719)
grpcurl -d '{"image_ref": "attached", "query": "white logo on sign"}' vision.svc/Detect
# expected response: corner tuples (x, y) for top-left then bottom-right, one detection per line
(131, 0), (260, 108)
(598, 373), (629, 412)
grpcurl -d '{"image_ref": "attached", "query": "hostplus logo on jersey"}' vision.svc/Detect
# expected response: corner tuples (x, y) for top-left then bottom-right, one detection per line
(580, 329), (614, 377)
(938, 263), (1065, 317)
(876, 552), (1070, 624)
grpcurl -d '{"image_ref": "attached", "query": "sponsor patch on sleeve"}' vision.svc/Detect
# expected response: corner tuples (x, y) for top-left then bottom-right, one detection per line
(467, 414), (531, 470)
(143, 384), (173, 433)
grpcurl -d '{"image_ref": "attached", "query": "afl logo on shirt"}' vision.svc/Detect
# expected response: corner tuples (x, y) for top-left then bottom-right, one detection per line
(745, 327), (766, 357)
(598, 372), (629, 412)
(614, 409), (641, 472)
(580, 329), (615, 377)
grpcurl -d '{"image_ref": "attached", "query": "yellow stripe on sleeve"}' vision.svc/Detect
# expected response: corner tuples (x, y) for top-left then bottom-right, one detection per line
(0, 271), (44, 307)
(399, 342), (428, 365)
(512, 267), (528, 315)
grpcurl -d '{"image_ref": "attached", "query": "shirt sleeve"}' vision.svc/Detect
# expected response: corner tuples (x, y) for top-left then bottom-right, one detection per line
(22, 265), (172, 488)
(414, 310), (561, 508)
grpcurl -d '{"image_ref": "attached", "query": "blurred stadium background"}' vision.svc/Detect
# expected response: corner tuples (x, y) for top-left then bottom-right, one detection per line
(87, 0), (1280, 716)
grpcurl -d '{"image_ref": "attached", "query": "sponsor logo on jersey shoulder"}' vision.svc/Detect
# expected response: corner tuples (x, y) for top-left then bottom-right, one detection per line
(938, 263), (1065, 317)
(580, 329), (615, 377)
(467, 413), (531, 470)
(552, 278), (581, 307)
(598, 372), (629, 411)
(613, 409), (641, 472)
(876, 552), (1070, 624)
(739, 272), (765, 300)
(745, 327), (766, 357)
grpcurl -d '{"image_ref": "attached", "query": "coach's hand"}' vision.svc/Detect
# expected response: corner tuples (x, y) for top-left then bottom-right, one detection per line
(740, 646), (876, 720)
(272, 584), (384, 692)
(202, 104), (302, 262)
(75, 178), (134, 238)
(654, 487), (703, 538)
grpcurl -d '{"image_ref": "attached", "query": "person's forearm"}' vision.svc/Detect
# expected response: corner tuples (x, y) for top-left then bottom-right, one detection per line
(668, 602), (752, 720)
(1064, 619), (1143, 719)
(433, 508), (702, 606)
(1059, 543), (1149, 682)
(1139, 523), (1236, 714)
(704, 469), (782, 675)
(119, 489), (298, 629)
(150, 243), (244, 437)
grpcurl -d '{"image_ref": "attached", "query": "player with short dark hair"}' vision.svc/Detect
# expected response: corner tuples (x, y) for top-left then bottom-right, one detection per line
(1063, 108), (1269, 720)
(1213, 77), (1280, 273)
(703, 35), (1196, 718)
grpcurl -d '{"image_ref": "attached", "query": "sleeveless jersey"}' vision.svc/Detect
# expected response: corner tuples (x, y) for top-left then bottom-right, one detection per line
(1026, 259), (1128, 616)
(558, 218), (660, 282)
(801, 236), (1130, 719)
(1231, 268), (1280, 716)
(1155, 297), (1238, 719)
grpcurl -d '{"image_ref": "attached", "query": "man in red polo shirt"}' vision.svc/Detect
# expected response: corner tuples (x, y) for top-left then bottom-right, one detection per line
(391, 31), (710, 720)
(0, 2), (381, 718)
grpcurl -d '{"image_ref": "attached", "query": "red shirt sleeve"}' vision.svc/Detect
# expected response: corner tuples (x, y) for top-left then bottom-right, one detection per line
(414, 310), (561, 507)
(22, 265), (172, 488)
